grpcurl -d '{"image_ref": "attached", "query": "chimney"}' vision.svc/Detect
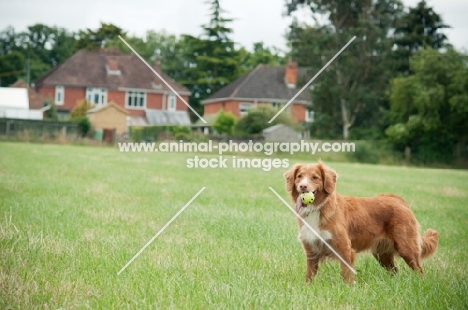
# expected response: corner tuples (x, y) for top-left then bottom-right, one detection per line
(284, 59), (298, 88)
(154, 56), (161, 71)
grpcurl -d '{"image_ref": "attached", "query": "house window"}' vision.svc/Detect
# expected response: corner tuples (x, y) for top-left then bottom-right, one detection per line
(271, 102), (283, 110)
(126, 91), (146, 109)
(86, 87), (107, 105)
(239, 102), (252, 116)
(168, 94), (176, 111)
(55, 85), (64, 105)
(305, 110), (314, 123)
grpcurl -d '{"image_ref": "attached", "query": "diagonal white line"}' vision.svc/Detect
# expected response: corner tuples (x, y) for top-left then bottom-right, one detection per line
(117, 187), (206, 275)
(268, 36), (356, 123)
(268, 187), (357, 275)
(118, 35), (207, 124)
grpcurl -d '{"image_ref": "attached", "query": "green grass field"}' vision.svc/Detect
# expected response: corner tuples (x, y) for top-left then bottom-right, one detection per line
(1, 142), (467, 309)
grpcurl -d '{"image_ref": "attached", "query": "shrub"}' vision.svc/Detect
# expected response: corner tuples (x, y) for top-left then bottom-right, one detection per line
(213, 110), (236, 135)
(234, 105), (301, 137)
(44, 100), (58, 120)
(174, 132), (191, 141)
(130, 127), (144, 142)
(128, 126), (192, 142)
(346, 141), (381, 164)
(169, 126), (191, 136)
(74, 116), (91, 137)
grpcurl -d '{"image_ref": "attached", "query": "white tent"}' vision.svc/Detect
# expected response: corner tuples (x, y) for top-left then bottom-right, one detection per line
(0, 87), (43, 119)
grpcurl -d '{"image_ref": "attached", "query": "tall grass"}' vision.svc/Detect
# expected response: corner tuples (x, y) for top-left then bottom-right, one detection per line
(0, 142), (467, 309)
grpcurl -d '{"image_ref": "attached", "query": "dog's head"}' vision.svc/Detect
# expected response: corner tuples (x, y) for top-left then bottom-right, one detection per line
(284, 162), (338, 210)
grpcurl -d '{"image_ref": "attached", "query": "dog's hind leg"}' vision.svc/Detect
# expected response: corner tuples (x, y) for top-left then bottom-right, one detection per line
(372, 239), (398, 273)
(373, 252), (398, 273)
(394, 239), (424, 274)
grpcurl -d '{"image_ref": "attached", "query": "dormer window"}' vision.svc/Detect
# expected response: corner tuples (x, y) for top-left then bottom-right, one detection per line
(105, 57), (121, 75)
(151, 82), (162, 90)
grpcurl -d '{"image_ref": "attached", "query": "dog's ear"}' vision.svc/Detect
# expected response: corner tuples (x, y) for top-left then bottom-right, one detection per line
(319, 162), (338, 194)
(284, 163), (302, 196)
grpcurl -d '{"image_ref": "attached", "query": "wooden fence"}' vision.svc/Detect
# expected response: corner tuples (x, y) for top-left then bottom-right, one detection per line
(0, 118), (79, 140)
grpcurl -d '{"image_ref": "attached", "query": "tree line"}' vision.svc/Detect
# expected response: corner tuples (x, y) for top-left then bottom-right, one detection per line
(0, 0), (466, 165)
(0, 0), (283, 117)
(287, 0), (466, 164)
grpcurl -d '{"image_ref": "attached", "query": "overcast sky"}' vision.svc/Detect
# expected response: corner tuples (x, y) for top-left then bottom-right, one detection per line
(1, 0), (467, 52)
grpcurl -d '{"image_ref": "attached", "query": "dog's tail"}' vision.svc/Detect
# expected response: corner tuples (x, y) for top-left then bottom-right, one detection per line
(420, 229), (438, 259)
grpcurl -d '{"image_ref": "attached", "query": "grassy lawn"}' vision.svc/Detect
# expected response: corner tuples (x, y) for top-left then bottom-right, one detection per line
(1, 142), (467, 309)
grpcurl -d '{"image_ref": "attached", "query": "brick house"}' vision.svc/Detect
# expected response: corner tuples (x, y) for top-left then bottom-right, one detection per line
(34, 49), (191, 126)
(201, 60), (313, 123)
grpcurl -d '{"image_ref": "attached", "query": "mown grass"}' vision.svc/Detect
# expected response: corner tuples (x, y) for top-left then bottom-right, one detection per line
(0, 141), (467, 309)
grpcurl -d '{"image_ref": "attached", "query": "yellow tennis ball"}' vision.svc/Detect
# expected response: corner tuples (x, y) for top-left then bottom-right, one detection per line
(300, 192), (315, 205)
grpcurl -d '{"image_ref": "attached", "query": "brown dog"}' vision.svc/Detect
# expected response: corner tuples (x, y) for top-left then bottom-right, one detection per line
(284, 162), (438, 282)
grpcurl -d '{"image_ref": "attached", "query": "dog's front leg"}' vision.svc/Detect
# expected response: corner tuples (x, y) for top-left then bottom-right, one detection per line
(306, 256), (319, 283)
(334, 239), (355, 283)
(303, 244), (319, 282)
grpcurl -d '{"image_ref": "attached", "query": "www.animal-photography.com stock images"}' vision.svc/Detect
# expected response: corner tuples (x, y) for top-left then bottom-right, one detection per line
(1, 0), (467, 309)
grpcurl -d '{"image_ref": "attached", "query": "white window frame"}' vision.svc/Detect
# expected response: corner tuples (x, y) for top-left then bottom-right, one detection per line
(55, 85), (64, 105)
(271, 102), (284, 110)
(126, 90), (146, 109)
(239, 102), (252, 116)
(168, 94), (176, 111)
(86, 87), (107, 106)
(305, 110), (314, 123)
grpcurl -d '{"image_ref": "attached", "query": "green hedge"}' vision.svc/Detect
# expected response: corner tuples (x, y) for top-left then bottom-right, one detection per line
(129, 126), (191, 142)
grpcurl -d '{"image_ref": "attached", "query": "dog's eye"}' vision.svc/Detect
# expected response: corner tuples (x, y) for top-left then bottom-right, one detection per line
(312, 175), (319, 180)
(297, 174), (302, 179)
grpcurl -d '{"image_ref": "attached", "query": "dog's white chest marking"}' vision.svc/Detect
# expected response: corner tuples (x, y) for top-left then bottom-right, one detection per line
(298, 211), (333, 245)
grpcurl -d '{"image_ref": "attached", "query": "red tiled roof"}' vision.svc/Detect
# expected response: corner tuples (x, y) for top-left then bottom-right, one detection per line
(34, 49), (190, 95)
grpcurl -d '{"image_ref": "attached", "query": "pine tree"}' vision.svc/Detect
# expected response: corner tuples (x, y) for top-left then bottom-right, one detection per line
(195, 0), (239, 95)
(181, 0), (241, 121)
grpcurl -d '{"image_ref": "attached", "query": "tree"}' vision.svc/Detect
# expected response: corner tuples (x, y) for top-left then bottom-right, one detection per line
(212, 110), (236, 134)
(286, 0), (404, 139)
(180, 0), (241, 120)
(0, 27), (24, 86)
(393, 0), (450, 75)
(0, 24), (77, 85)
(238, 42), (285, 73)
(106, 30), (178, 65)
(76, 23), (126, 50)
(48, 28), (77, 67)
(0, 51), (24, 86)
(386, 48), (468, 163)
(70, 99), (94, 119)
(69, 99), (93, 137)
